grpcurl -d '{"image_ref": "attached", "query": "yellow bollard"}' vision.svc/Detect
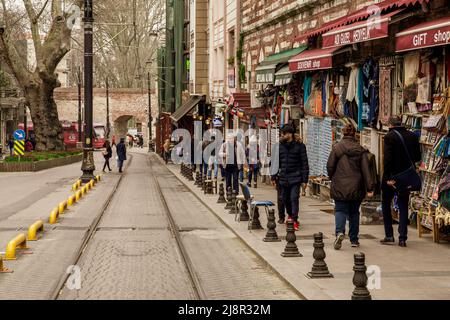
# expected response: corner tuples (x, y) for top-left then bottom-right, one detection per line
(96, 175), (101, 182)
(4, 234), (28, 260)
(90, 180), (94, 188)
(49, 208), (59, 225)
(58, 202), (66, 215)
(68, 195), (74, 207)
(75, 190), (82, 201)
(72, 184), (77, 192)
(28, 220), (44, 241)
(80, 186), (85, 196)
(0, 256), (13, 273)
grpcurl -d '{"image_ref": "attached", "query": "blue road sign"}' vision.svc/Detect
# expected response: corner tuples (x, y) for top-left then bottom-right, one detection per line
(14, 129), (26, 141)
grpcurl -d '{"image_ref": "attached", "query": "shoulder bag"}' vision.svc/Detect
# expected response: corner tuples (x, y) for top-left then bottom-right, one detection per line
(392, 130), (422, 193)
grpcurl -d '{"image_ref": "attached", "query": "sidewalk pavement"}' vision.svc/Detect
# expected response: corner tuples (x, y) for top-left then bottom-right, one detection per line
(164, 160), (450, 300)
(0, 152), (123, 299)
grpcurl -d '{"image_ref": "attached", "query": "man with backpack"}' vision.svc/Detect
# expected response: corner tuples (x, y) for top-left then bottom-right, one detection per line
(327, 124), (376, 249)
(381, 116), (421, 247)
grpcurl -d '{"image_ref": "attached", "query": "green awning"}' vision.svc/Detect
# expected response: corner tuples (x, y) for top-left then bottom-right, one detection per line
(255, 46), (308, 84)
(274, 65), (293, 87)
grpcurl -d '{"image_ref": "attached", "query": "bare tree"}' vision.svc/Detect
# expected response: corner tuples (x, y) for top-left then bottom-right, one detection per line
(0, 0), (84, 150)
(89, 0), (164, 88)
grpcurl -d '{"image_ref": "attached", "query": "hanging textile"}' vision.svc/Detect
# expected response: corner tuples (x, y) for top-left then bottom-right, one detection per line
(346, 67), (358, 102)
(303, 76), (312, 107)
(321, 73), (327, 114)
(404, 53), (420, 86)
(379, 68), (392, 125)
(357, 68), (364, 131)
(362, 57), (379, 127)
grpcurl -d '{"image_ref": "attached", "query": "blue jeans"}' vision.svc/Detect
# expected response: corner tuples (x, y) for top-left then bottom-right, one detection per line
(334, 200), (361, 243)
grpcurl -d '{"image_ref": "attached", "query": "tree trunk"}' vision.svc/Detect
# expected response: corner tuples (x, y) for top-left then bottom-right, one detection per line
(25, 81), (64, 151)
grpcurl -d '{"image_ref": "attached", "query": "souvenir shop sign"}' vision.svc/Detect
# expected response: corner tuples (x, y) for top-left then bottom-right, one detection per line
(289, 46), (343, 72)
(321, 10), (400, 48)
(396, 16), (450, 52)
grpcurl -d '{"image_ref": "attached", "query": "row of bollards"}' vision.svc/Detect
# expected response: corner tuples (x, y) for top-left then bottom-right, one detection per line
(179, 164), (372, 300)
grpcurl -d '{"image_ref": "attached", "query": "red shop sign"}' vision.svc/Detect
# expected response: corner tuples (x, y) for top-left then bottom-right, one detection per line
(289, 46), (342, 72)
(396, 16), (450, 52)
(323, 18), (390, 48)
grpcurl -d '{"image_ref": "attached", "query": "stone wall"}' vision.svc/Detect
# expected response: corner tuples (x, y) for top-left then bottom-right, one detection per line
(54, 88), (159, 143)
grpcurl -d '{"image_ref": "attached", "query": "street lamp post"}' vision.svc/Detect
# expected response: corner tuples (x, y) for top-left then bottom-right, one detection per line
(80, 0), (96, 183)
(147, 71), (154, 152)
(77, 66), (82, 145)
(106, 77), (111, 139)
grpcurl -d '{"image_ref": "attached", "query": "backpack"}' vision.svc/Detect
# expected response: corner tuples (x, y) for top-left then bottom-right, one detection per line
(365, 151), (380, 195)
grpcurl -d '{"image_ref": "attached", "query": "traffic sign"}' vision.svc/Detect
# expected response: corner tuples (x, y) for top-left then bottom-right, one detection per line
(14, 129), (26, 141)
(14, 140), (25, 156)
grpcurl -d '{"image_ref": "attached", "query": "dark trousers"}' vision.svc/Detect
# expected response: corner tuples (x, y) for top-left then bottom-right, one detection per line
(276, 181), (286, 220)
(248, 165), (259, 184)
(382, 183), (410, 242)
(225, 165), (239, 194)
(102, 157), (111, 171)
(281, 183), (300, 221)
(335, 200), (361, 243)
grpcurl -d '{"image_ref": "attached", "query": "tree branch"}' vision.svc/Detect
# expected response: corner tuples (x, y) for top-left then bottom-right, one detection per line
(23, 0), (42, 59)
(0, 32), (33, 87)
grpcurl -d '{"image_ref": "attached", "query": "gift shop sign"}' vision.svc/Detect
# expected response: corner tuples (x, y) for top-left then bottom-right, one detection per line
(396, 18), (450, 52)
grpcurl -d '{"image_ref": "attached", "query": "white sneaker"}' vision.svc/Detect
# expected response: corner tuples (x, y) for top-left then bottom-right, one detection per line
(334, 233), (345, 250)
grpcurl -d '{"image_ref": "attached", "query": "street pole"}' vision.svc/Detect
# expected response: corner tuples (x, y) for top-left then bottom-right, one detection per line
(80, 0), (96, 183)
(148, 71), (154, 152)
(77, 66), (82, 144)
(106, 77), (111, 139)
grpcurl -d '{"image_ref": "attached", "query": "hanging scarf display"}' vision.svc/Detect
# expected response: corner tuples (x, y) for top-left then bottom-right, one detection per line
(303, 76), (312, 107)
(357, 68), (364, 131)
(379, 68), (392, 125)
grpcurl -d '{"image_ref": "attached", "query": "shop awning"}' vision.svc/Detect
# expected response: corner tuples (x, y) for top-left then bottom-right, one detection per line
(274, 65), (293, 86)
(170, 95), (203, 122)
(396, 16), (450, 52)
(255, 46), (307, 84)
(322, 9), (405, 48)
(288, 46), (344, 72)
(295, 0), (429, 44)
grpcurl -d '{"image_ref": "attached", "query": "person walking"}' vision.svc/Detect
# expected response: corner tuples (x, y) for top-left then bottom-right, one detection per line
(381, 116), (421, 247)
(272, 125), (309, 231)
(102, 140), (113, 172)
(116, 137), (127, 173)
(327, 124), (376, 249)
(7, 136), (14, 157)
(220, 135), (246, 195)
(163, 139), (171, 164)
(247, 135), (260, 188)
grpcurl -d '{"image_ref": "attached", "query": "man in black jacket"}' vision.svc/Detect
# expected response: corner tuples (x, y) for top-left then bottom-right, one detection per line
(381, 116), (421, 247)
(272, 125), (309, 231)
(116, 138), (127, 173)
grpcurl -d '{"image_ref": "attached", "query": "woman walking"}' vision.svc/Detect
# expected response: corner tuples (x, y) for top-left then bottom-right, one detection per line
(102, 140), (113, 173)
(163, 139), (171, 164)
(327, 124), (375, 249)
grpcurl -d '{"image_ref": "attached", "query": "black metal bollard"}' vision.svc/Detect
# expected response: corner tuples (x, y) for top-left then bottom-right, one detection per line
(207, 181), (213, 194)
(217, 183), (226, 203)
(229, 190), (237, 214)
(263, 209), (281, 242)
(281, 220), (302, 257)
(180, 163), (183, 175)
(188, 166), (194, 181)
(195, 172), (200, 186)
(351, 253), (372, 300)
(239, 199), (250, 222)
(307, 232), (333, 278)
(198, 172), (203, 189)
(225, 187), (233, 210)
(250, 207), (263, 230)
